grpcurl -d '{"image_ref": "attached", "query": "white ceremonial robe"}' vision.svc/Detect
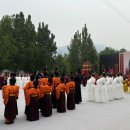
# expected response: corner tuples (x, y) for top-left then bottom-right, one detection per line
(16, 76), (22, 88)
(106, 77), (113, 101)
(95, 78), (102, 102)
(113, 77), (120, 99)
(86, 77), (96, 101)
(118, 76), (124, 99)
(100, 77), (109, 103)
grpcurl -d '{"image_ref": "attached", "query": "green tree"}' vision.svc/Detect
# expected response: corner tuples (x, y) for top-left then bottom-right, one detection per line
(0, 35), (18, 71)
(120, 48), (127, 53)
(0, 15), (18, 71)
(68, 31), (82, 72)
(68, 24), (98, 73)
(100, 47), (118, 55)
(54, 54), (70, 74)
(12, 12), (37, 72)
(0, 12), (57, 72)
(36, 22), (57, 71)
(81, 24), (98, 72)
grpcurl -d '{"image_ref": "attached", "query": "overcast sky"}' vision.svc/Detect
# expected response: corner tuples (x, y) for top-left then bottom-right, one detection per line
(0, 0), (130, 50)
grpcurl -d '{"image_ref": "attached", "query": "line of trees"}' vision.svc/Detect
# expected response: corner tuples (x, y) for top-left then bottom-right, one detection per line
(0, 12), (127, 74)
(0, 12), (57, 73)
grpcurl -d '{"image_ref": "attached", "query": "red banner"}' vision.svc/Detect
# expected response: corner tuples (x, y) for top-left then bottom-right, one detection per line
(119, 53), (124, 75)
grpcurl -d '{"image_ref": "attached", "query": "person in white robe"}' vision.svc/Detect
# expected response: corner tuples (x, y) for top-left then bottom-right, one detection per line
(118, 73), (124, 99)
(86, 74), (96, 101)
(113, 74), (120, 99)
(106, 73), (113, 101)
(100, 73), (109, 103)
(95, 75), (102, 102)
(16, 75), (22, 88)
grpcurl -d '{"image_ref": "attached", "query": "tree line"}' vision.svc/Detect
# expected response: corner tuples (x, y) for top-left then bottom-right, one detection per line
(0, 12), (127, 74)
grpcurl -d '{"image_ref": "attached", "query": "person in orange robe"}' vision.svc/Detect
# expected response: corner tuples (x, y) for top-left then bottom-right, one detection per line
(39, 72), (48, 109)
(52, 71), (60, 108)
(23, 74), (35, 94)
(66, 76), (75, 110)
(3, 77), (19, 124)
(39, 72), (48, 87)
(56, 77), (66, 113)
(23, 74), (35, 115)
(26, 80), (40, 121)
(40, 78), (53, 117)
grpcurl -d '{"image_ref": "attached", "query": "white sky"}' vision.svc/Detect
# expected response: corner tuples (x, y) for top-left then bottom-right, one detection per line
(0, 0), (130, 50)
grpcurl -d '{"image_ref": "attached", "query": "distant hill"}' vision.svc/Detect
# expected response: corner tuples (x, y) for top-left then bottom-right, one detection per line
(57, 44), (106, 55)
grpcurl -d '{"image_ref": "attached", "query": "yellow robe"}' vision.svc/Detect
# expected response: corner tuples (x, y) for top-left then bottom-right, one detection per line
(123, 80), (128, 92)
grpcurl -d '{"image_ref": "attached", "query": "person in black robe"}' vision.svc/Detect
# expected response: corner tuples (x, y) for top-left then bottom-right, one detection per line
(74, 70), (82, 104)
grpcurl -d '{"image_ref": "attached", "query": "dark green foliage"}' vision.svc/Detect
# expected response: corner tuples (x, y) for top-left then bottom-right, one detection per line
(120, 48), (127, 53)
(68, 31), (82, 72)
(0, 12), (57, 72)
(100, 47), (119, 55)
(68, 24), (99, 73)
(54, 54), (70, 75)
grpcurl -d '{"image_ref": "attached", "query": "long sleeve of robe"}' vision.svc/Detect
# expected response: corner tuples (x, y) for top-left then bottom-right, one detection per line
(65, 81), (75, 95)
(39, 85), (52, 98)
(26, 88), (40, 106)
(56, 83), (66, 100)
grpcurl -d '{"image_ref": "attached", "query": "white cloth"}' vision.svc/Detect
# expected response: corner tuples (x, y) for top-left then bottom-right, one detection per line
(106, 77), (113, 101)
(22, 77), (29, 88)
(95, 78), (102, 102)
(113, 77), (121, 99)
(118, 76), (124, 99)
(95, 77), (109, 103)
(101, 77), (109, 103)
(16, 76), (22, 88)
(86, 77), (96, 101)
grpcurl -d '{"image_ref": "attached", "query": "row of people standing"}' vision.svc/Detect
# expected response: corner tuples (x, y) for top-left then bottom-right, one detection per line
(0, 73), (30, 89)
(87, 73), (124, 103)
(2, 70), (82, 124)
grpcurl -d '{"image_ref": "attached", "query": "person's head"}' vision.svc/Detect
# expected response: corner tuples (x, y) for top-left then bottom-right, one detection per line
(117, 73), (120, 77)
(44, 72), (48, 78)
(120, 72), (122, 76)
(44, 67), (47, 72)
(62, 73), (65, 77)
(10, 77), (16, 85)
(50, 73), (54, 78)
(54, 71), (59, 77)
(70, 72), (73, 77)
(70, 76), (74, 81)
(60, 77), (64, 83)
(78, 69), (81, 74)
(30, 74), (35, 81)
(33, 80), (39, 88)
(48, 78), (53, 85)
(109, 73), (112, 77)
(102, 72), (106, 77)
(10, 72), (16, 77)
(91, 73), (95, 77)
